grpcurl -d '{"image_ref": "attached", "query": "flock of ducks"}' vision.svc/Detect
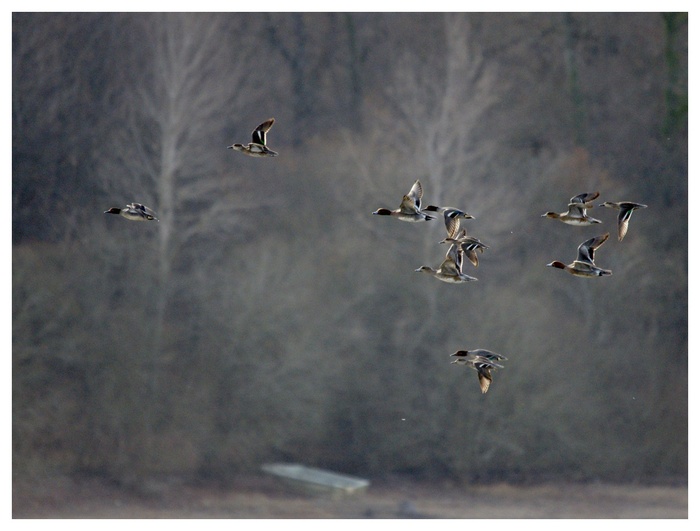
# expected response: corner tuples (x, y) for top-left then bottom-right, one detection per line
(104, 118), (647, 395)
(371, 181), (647, 393)
(542, 191), (647, 278)
(372, 179), (506, 392)
(372, 179), (485, 283)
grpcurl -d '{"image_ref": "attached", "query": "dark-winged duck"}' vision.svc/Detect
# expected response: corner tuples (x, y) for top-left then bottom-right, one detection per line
(228, 118), (278, 157)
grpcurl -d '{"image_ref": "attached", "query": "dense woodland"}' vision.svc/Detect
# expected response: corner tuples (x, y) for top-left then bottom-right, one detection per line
(12, 13), (687, 489)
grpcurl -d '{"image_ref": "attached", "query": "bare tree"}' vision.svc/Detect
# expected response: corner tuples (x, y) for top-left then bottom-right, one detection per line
(88, 13), (268, 481)
(98, 13), (263, 356)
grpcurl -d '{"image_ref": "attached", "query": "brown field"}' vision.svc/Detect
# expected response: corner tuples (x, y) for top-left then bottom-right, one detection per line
(12, 474), (687, 519)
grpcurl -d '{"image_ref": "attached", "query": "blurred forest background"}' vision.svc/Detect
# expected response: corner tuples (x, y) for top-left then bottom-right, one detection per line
(12, 12), (687, 490)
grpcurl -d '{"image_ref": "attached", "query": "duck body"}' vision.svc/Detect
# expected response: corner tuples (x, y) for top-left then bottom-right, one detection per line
(229, 143), (278, 157)
(372, 207), (434, 222)
(598, 201), (647, 241)
(546, 260), (612, 277)
(228, 118), (278, 157)
(542, 210), (602, 226)
(415, 265), (478, 283)
(104, 203), (159, 222)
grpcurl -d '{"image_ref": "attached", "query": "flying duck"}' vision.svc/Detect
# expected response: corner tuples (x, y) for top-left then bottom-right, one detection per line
(372, 180), (435, 222)
(104, 203), (159, 222)
(542, 191), (602, 226)
(451, 349), (508, 394)
(228, 118), (278, 157)
(546, 232), (612, 277)
(415, 243), (478, 283)
(598, 201), (647, 241)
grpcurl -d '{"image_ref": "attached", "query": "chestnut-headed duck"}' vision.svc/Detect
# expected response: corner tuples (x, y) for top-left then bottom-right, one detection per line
(546, 232), (612, 277)
(372, 180), (435, 222)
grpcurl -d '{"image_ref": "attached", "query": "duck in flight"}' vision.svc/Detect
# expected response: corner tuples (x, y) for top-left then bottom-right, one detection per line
(415, 242), (478, 283)
(228, 118), (278, 157)
(440, 228), (489, 268)
(598, 201), (647, 241)
(104, 202), (159, 222)
(423, 205), (474, 236)
(542, 191), (602, 226)
(372, 180), (435, 222)
(451, 349), (508, 394)
(546, 232), (612, 277)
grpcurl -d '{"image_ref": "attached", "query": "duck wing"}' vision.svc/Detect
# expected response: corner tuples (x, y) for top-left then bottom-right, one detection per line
(577, 232), (609, 264)
(616, 203), (647, 241)
(475, 367), (493, 393)
(570, 191), (600, 207)
(565, 202), (588, 218)
(438, 246), (463, 276)
(251, 118), (275, 145)
(470, 358), (503, 393)
(399, 194), (420, 214)
(443, 208), (473, 236)
(404, 180), (424, 211)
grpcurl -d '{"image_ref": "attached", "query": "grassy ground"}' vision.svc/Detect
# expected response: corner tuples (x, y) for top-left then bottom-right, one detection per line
(12, 473), (687, 519)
